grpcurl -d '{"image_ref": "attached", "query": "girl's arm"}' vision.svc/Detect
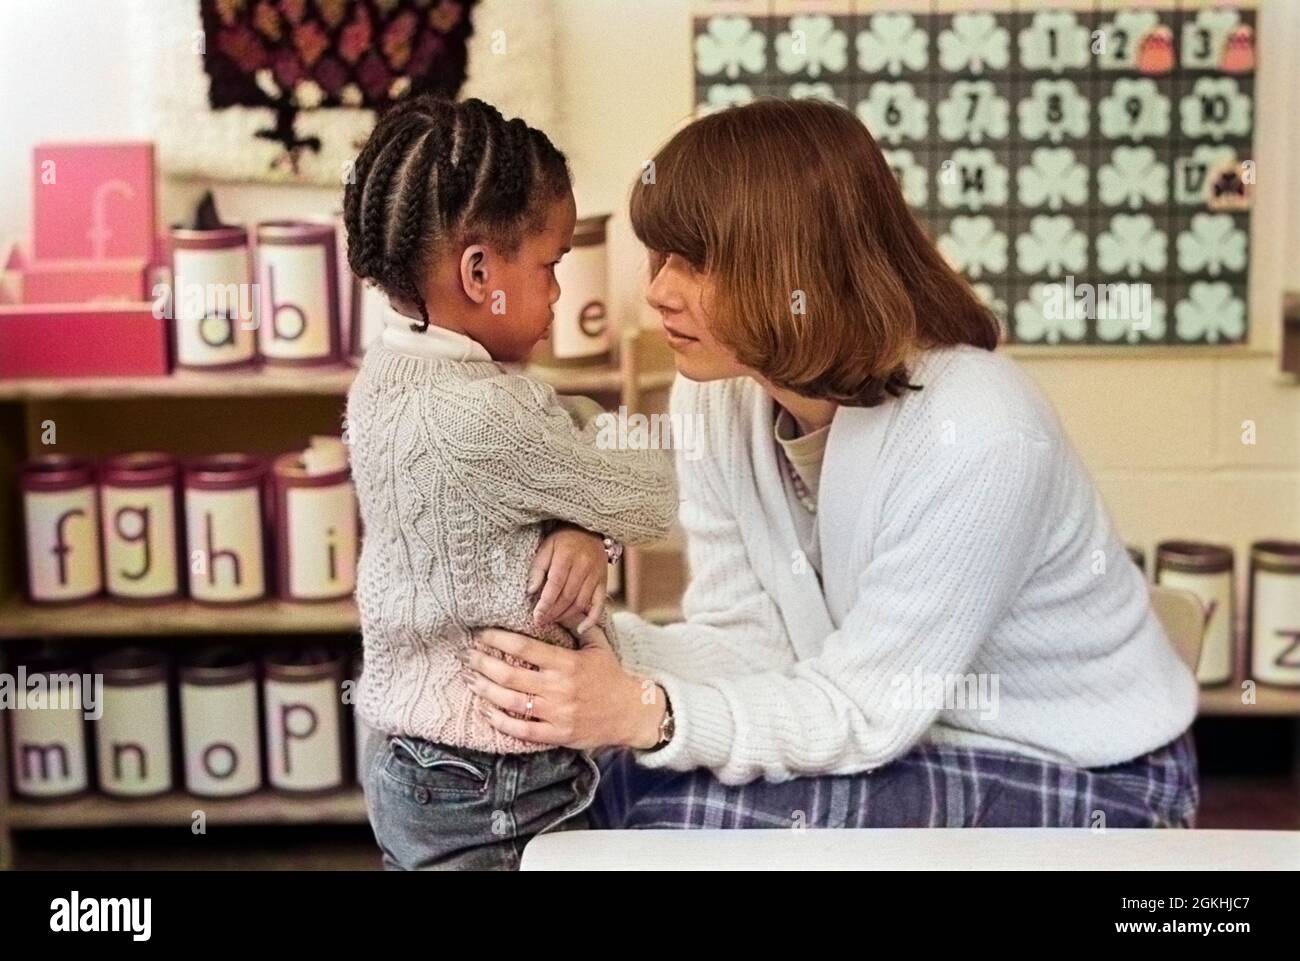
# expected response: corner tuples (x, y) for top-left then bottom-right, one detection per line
(628, 428), (1054, 785)
(605, 376), (796, 678)
(444, 371), (676, 545)
(607, 436), (796, 678)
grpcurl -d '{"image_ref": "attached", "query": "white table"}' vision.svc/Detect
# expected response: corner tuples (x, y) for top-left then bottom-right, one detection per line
(521, 828), (1300, 871)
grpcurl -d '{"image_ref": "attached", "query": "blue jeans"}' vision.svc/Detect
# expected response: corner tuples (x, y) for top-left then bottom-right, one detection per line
(363, 734), (600, 870)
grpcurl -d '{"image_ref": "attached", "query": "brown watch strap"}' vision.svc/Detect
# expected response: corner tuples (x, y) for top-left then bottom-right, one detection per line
(643, 685), (674, 752)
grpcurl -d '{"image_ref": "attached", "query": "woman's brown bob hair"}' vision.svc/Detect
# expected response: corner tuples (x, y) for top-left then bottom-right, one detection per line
(630, 98), (1000, 407)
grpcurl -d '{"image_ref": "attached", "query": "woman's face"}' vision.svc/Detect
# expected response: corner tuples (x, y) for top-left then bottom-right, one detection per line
(644, 253), (748, 381)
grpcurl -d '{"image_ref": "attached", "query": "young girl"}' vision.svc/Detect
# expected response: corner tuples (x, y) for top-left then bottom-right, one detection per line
(342, 95), (677, 870)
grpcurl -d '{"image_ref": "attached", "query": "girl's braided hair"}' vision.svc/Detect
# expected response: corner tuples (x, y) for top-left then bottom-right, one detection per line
(343, 96), (571, 333)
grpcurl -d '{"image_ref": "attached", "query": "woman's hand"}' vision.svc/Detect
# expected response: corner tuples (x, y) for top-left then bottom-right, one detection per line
(528, 524), (607, 634)
(465, 620), (668, 751)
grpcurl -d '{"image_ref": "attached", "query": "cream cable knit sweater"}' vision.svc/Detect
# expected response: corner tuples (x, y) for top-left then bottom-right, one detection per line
(346, 332), (677, 754)
(612, 345), (1198, 783)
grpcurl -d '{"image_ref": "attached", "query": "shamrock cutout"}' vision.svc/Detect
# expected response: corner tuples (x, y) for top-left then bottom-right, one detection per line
(1016, 215), (1087, 277)
(1096, 295), (1167, 344)
(1018, 10), (1091, 73)
(883, 149), (928, 207)
(1014, 282), (1086, 344)
(696, 16), (766, 80)
(1098, 146), (1169, 209)
(1180, 78), (1251, 141)
(698, 84), (754, 115)
(938, 12), (1010, 75)
(1182, 8), (1239, 70)
(1096, 11), (1160, 71)
(1099, 78), (1171, 141)
(972, 282), (1009, 332)
(1097, 214), (1167, 278)
(1175, 282), (1245, 342)
(936, 80), (1010, 144)
(856, 12), (928, 76)
(789, 82), (843, 105)
(938, 216), (1008, 279)
(1018, 79), (1089, 143)
(1177, 214), (1247, 276)
(776, 15), (848, 78)
(937, 148), (1009, 210)
(1017, 147), (1087, 210)
(856, 82), (927, 145)
(1174, 145), (1237, 205)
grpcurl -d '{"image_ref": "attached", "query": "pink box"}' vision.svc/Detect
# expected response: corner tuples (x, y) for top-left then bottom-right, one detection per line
(0, 303), (170, 378)
(32, 143), (157, 263)
(21, 258), (149, 304)
(0, 243), (22, 305)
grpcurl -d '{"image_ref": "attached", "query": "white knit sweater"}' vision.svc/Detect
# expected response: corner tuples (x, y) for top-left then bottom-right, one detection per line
(346, 307), (677, 754)
(611, 344), (1198, 784)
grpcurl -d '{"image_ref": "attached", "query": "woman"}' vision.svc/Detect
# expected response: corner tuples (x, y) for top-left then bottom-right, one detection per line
(463, 98), (1200, 829)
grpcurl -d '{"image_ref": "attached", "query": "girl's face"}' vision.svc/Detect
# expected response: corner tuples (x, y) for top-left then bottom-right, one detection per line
(463, 193), (576, 363)
(645, 253), (747, 382)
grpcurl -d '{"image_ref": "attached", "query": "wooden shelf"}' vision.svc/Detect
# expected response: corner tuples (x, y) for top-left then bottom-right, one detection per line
(7, 788), (367, 830)
(636, 604), (682, 626)
(0, 595), (359, 639)
(1197, 683), (1300, 717)
(0, 364), (675, 401)
(0, 595), (680, 640)
(0, 367), (357, 401)
(3, 598), (1295, 714)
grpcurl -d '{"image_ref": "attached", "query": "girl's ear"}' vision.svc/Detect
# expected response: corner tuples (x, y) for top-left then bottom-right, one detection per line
(458, 244), (489, 304)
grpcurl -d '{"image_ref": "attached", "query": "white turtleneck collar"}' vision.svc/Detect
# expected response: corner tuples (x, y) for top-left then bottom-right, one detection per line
(380, 299), (494, 362)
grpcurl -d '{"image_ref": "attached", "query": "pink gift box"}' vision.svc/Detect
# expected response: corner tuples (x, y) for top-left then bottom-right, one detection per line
(0, 303), (170, 378)
(32, 143), (157, 263)
(21, 258), (149, 304)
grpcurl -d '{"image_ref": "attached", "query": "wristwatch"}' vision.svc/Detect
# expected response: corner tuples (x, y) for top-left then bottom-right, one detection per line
(643, 685), (675, 752)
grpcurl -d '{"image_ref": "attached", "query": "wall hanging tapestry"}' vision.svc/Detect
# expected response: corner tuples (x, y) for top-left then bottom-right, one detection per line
(140, 0), (559, 187)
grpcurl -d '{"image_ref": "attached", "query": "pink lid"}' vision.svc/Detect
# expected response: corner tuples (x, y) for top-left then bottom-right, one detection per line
(19, 454), (95, 491)
(101, 451), (178, 487)
(168, 226), (249, 250)
(183, 452), (268, 490)
(256, 220), (335, 244)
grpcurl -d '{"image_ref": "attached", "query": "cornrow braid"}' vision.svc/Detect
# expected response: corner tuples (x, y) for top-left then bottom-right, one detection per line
(342, 95), (571, 335)
(355, 118), (424, 279)
(439, 100), (488, 224)
(386, 130), (441, 332)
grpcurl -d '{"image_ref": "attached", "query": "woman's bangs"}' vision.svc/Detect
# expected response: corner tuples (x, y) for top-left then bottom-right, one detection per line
(629, 135), (714, 270)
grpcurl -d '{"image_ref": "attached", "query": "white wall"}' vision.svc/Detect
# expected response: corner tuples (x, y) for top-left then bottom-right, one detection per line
(552, 0), (697, 326)
(0, 0), (147, 249)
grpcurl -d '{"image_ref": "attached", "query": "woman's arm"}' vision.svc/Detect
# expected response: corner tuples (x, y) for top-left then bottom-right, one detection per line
(629, 428), (1055, 784)
(606, 377), (797, 679)
(443, 372), (677, 545)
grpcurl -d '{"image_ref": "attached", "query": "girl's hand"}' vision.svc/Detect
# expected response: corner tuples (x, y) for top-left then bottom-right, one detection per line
(466, 621), (668, 751)
(528, 524), (607, 634)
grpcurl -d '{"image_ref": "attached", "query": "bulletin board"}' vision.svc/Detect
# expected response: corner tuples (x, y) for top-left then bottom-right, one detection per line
(691, 1), (1257, 346)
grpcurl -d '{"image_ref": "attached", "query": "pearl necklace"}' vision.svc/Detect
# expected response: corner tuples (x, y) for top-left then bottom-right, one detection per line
(779, 445), (817, 514)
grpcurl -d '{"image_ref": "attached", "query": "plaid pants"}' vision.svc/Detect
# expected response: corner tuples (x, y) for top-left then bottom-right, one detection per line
(588, 730), (1198, 830)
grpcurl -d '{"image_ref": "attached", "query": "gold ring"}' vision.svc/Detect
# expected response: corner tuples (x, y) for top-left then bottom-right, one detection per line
(524, 696), (535, 720)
